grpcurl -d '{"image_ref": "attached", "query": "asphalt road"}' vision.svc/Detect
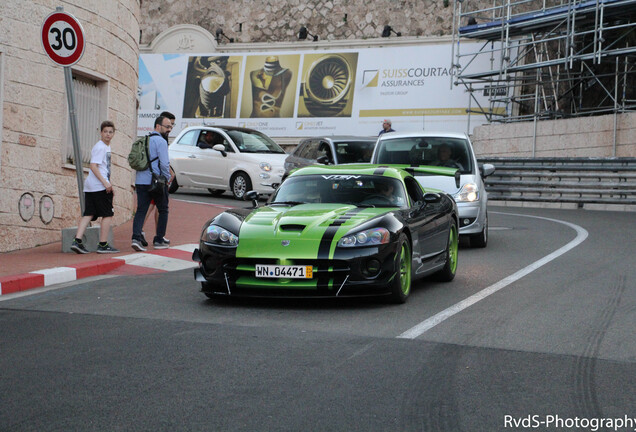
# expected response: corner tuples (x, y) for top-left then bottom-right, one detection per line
(1, 192), (635, 432)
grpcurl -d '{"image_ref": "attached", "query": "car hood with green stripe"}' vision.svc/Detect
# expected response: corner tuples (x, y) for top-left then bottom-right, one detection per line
(235, 204), (389, 260)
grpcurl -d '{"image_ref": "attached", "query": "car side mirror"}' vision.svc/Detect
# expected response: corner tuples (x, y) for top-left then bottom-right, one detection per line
(480, 163), (495, 178)
(212, 144), (227, 157)
(316, 155), (331, 165)
(245, 190), (259, 208)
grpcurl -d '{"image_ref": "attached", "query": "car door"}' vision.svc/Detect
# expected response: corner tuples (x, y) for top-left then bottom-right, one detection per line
(182, 129), (229, 188)
(169, 129), (199, 188)
(403, 177), (447, 272)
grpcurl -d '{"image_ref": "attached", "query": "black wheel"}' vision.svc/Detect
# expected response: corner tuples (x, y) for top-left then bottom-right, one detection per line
(469, 213), (488, 248)
(435, 219), (459, 282)
(231, 172), (252, 200)
(389, 233), (412, 304)
(207, 188), (225, 197)
(168, 177), (179, 194)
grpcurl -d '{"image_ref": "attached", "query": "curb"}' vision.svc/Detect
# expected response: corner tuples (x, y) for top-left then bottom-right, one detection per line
(0, 259), (125, 296)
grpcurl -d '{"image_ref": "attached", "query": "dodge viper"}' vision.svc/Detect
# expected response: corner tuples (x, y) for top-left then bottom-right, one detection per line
(193, 164), (459, 303)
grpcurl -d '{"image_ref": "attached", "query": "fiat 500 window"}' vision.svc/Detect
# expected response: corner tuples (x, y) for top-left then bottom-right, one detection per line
(227, 130), (286, 153)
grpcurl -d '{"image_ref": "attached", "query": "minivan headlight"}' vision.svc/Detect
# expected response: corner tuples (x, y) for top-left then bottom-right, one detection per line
(454, 183), (479, 202)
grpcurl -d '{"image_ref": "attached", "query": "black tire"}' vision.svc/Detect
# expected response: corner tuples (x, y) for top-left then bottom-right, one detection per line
(469, 213), (488, 248)
(231, 172), (252, 200)
(435, 219), (459, 282)
(389, 233), (412, 304)
(207, 188), (225, 197)
(168, 177), (179, 194)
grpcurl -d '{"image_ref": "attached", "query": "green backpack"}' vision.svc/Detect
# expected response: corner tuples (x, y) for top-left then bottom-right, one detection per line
(128, 134), (157, 171)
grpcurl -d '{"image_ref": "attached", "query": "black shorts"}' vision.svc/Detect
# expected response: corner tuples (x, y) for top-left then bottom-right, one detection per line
(83, 190), (114, 220)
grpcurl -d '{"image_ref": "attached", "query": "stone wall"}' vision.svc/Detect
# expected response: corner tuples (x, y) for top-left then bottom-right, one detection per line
(471, 112), (636, 158)
(139, 0), (459, 45)
(0, 1), (140, 252)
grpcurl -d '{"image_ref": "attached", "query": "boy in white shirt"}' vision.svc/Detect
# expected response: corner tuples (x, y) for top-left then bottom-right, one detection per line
(71, 121), (120, 254)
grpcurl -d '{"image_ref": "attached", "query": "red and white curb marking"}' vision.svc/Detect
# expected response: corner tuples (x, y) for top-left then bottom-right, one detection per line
(0, 244), (199, 296)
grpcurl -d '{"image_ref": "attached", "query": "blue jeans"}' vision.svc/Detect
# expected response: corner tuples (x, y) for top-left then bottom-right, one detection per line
(132, 184), (169, 243)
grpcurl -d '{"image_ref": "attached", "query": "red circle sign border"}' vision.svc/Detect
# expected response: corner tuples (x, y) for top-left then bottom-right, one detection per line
(41, 11), (86, 66)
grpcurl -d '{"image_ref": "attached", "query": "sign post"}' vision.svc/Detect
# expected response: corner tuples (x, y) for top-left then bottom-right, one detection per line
(41, 7), (86, 213)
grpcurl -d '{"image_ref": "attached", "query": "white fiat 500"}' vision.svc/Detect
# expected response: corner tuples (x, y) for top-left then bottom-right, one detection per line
(168, 126), (287, 200)
(371, 131), (495, 247)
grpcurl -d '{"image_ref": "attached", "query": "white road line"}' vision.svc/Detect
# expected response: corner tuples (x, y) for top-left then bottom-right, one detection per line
(173, 198), (236, 209)
(397, 212), (589, 339)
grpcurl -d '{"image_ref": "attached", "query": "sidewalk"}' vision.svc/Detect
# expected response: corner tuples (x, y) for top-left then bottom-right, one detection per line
(0, 199), (228, 295)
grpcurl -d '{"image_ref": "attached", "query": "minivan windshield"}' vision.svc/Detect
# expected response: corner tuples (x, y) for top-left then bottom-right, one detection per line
(226, 130), (286, 154)
(374, 137), (472, 174)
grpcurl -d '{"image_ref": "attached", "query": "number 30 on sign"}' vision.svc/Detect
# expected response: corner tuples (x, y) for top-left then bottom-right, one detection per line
(41, 10), (86, 67)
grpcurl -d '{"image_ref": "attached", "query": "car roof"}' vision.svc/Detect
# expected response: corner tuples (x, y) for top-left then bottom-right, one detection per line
(301, 135), (377, 143)
(377, 131), (469, 140)
(178, 125), (265, 135)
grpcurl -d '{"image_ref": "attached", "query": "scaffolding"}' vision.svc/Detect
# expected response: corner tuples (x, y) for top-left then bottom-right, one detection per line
(451, 0), (636, 125)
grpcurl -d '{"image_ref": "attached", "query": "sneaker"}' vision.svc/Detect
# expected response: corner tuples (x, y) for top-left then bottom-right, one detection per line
(162, 237), (170, 245)
(131, 239), (147, 252)
(153, 239), (170, 249)
(140, 231), (148, 248)
(97, 243), (120, 254)
(70, 239), (89, 254)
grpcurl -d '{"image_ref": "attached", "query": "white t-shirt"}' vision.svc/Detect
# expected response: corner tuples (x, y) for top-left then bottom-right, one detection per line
(83, 140), (111, 192)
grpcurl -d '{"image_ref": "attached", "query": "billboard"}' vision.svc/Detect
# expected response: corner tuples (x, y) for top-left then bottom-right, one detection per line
(137, 43), (504, 138)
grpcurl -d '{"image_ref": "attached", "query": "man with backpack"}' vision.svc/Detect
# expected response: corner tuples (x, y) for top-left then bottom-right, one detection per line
(131, 116), (172, 251)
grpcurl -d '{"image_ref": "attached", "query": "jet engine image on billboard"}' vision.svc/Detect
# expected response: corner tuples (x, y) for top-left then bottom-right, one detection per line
(297, 53), (358, 118)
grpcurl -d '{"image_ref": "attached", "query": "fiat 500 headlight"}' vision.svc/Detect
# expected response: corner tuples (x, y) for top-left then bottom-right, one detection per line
(455, 183), (479, 202)
(203, 224), (238, 246)
(337, 228), (390, 248)
(260, 162), (272, 172)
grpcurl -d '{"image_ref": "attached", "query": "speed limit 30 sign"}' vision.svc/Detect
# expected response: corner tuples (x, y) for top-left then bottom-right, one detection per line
(41, 10), (85, 66)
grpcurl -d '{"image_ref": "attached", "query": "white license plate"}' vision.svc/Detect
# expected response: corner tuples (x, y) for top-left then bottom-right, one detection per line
(255, 264), (313, 279)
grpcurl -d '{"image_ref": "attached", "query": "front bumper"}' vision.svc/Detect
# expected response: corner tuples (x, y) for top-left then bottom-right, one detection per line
(193, 241), (400, 298)
(456, 201), (485, 235)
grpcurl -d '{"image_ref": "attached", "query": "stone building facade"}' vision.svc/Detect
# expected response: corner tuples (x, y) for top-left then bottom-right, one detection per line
(139, 0), (457, 45)
(0, 1), (140, 252)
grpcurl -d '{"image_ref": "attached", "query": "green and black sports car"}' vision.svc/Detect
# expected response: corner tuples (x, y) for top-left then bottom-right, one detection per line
(193, 164), (459, 303)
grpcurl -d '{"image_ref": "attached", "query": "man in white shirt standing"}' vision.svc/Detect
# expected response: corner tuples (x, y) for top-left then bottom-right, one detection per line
(70, 121), (119, 254)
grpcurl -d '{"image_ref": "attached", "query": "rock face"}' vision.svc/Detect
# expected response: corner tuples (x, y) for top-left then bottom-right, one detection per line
(139, 0), (461, 44)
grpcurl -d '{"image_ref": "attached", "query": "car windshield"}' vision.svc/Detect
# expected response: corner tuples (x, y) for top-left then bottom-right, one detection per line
(334, 140), (376, 163)
(226, 130), (286, 154)
(375, 137), (472, 174)
(272, 175), (408, 208)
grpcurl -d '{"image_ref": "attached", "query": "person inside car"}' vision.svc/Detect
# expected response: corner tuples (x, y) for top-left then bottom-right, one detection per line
(198, 132), (217, 149)
(433, 143), (464, 170)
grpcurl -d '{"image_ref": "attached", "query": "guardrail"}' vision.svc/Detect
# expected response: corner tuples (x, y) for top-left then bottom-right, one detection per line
(479, 157), (636, 206)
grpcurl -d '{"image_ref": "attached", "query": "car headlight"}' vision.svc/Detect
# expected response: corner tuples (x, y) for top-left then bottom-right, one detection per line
(337, 228), (390, 248)
(260, 162), (272, 172)
(203, 224), (239, 246)
(454, 183), (479, 202)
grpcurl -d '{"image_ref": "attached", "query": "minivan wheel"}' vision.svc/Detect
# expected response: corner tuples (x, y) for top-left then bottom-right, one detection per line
(231, 172), (252, 200)
(469, 213), (488, 248)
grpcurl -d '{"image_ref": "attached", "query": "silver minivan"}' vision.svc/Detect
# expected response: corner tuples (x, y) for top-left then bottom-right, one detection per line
(371, 131), (495, 247)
